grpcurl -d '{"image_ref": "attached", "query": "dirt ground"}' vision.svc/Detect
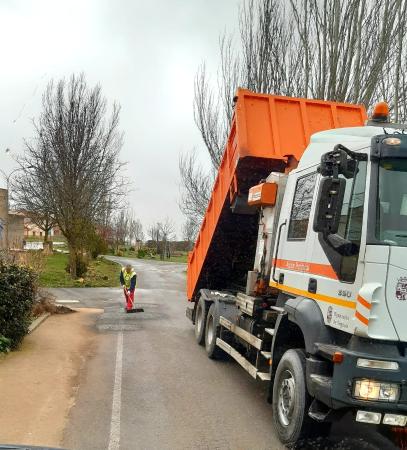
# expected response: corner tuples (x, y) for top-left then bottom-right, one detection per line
(0, 308), (102, 448)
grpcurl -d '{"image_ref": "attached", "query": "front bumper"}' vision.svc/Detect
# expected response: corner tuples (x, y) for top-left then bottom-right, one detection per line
(309, 338), (407, 415)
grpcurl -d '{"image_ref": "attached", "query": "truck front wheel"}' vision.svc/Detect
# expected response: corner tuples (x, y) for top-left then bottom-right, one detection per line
(272, 348), (313, 446)
(194, 297), (208, 345)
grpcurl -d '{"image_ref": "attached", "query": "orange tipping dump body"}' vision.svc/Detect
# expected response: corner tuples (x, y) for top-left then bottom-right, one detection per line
(187, 89), (367, 301)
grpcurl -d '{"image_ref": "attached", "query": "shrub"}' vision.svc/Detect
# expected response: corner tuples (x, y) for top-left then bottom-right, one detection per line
(88, 232), (108, 259)
(137, 248), (146, 258)
(0, 335), (11, 353)
(129, 246), (135, 252)
(145, 247), (156, 256)
(0, 262), (37, 350)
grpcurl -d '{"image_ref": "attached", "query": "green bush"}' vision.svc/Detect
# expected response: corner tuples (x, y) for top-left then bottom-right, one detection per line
(0, 335), (11, 353)
(129, 246), (135, 252)
(0, 262), (37, 350)
(144, 247), (156, 257)
(137, 248), (146, 258)
(88, 233), (108, 259)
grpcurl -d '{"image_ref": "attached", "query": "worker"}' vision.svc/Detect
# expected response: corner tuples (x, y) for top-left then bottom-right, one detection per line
(120, 264), (137, 312)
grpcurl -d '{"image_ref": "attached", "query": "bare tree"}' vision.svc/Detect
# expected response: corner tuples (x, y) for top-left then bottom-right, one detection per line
(111, 210), (130, 251)
(19, 73), (126, 277)
(178, 150), (213, 220)
(193, 65), (228, 168)
(129, 217), (144, 245)
(180, 0), (407, 228)
(147, 223), (161, 254)
(182, 218), (197, 250)
(12, 154), (56, 243)
(289, 0), (407, 106)
(158, 218), (175, 260)
(12, 192), (56, 244)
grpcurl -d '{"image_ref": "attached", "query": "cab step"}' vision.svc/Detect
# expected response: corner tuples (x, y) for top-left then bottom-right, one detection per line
(260, 351), (272, 359)
(216, 338), (272, 382)
(216, 338), (257, 378)
(265, 328), (275, 336)
(257, 371), (271, 381)
(270, 306), (286, 313)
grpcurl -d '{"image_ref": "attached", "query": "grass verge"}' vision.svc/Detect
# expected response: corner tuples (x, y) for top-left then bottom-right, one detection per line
(112, 249), (188, 263)
(39, 253), (121, 288)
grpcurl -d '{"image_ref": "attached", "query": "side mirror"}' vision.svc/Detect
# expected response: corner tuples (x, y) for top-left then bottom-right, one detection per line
(319, 148), (357, 179)
(313, 177), (346, 235)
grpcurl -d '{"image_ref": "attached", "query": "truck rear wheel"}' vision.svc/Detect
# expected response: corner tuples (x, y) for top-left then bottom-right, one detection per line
(205, 303), (226, 359)
(272, 349), (313, 446)
(194, 297), (208, 345)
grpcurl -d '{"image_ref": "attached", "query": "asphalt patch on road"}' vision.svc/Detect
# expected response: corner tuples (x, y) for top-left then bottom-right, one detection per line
(95, 303), (168, 332)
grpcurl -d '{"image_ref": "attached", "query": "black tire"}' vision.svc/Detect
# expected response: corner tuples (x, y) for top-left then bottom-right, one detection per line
(194, 297), (209, 345)
(205, 303), (226, 359)
(272, 348), (314, 446)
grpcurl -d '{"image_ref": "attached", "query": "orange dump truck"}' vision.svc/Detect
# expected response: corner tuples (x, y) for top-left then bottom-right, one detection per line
(187, 89), (366, 302)
(184, 89), (407, 446)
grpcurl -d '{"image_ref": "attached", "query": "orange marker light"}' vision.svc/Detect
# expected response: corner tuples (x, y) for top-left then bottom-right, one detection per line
(371, 102), (389, 122)
(332, 351), (344, 364)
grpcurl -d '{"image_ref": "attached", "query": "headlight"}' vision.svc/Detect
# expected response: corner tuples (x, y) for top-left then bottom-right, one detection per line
(356, 410), (382, 424)
(353, 379), (400, 402)
(383, 137), (401, 145)
(383, 414), (407, 426)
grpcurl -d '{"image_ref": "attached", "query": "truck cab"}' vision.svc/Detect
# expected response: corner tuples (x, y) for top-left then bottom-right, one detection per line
(268, 125), (407, 439)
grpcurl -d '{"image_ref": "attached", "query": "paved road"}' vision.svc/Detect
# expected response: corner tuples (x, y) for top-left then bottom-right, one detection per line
(49, 257), (397, 450)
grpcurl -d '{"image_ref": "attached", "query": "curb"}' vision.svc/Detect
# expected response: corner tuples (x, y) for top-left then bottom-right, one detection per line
(28, 312), (51, 334)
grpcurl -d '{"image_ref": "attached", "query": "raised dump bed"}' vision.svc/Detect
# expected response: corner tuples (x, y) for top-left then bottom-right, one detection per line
(187, 89), (367, 301)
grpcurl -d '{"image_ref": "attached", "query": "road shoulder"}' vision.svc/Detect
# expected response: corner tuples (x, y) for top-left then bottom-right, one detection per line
(0, 308), (102, 448)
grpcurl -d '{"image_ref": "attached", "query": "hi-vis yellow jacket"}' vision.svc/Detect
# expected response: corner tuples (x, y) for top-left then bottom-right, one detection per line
(120, 267), (137, 291)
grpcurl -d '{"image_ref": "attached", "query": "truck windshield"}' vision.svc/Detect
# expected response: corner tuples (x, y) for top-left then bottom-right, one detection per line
(376, 158), (407, 247)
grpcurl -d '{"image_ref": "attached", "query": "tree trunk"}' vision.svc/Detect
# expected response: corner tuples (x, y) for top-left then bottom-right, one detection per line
(43, 227), (49, 243)
(68, 244), (78, 278)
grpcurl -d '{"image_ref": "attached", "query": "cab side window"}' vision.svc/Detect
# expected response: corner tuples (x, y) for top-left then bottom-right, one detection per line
(288, 172), (317, 240)
(337, 161), (367, 282)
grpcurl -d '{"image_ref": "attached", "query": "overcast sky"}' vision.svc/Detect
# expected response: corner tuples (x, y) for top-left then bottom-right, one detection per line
(0, 0), (239, 237)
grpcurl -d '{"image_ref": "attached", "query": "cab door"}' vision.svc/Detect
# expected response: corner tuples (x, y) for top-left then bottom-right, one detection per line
(310, 159), (368, 333)
(273, 168), (319, 293)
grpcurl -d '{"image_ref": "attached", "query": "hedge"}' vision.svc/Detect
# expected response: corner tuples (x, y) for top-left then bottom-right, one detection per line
(0, 262), (37, 350)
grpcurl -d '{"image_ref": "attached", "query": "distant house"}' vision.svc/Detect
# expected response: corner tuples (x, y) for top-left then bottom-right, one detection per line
(24, 217), (61, 238)
(24, 218), (44, 238)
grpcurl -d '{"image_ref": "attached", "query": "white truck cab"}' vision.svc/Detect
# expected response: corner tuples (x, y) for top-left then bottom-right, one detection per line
(271, 126), (407, 342)
(262, 124), (407, 438)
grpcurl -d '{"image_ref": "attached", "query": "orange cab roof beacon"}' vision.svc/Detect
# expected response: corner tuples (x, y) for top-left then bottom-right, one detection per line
(371, 101), (389, 122)
(187, 89), (367, 301)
